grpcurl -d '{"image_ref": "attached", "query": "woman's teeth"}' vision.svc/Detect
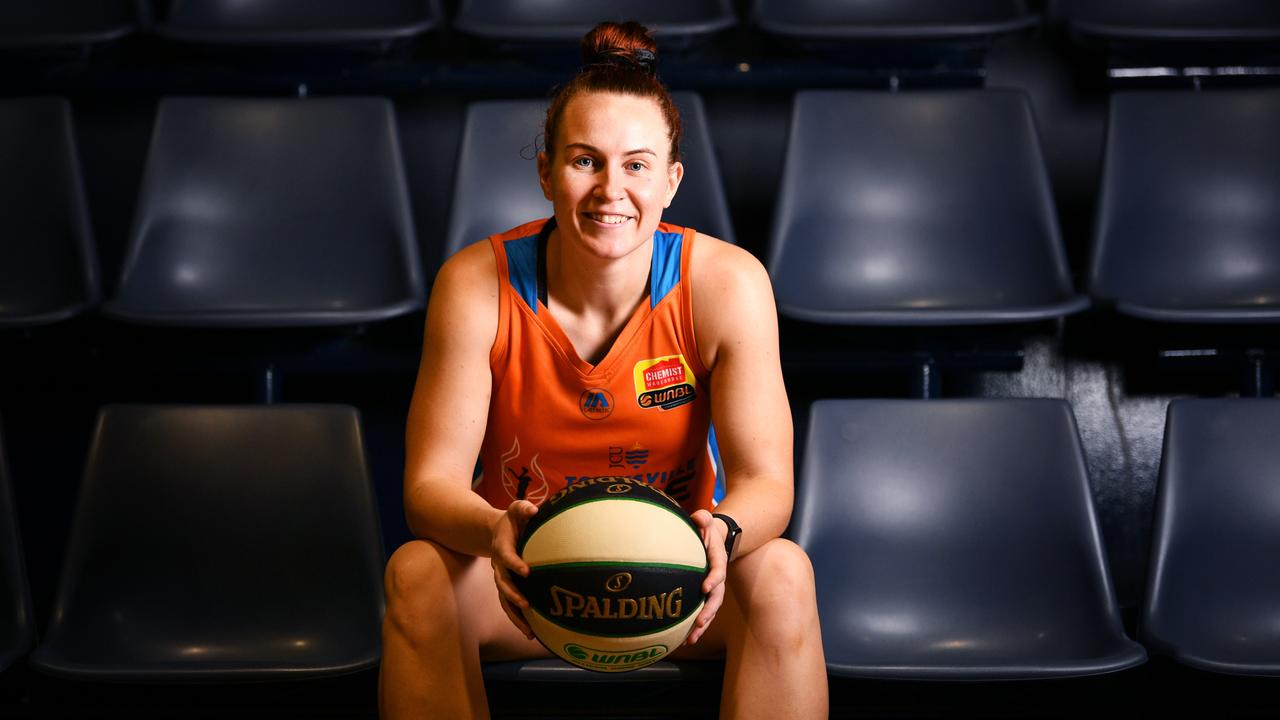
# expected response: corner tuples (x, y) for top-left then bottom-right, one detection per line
(589, 213), (630, 225)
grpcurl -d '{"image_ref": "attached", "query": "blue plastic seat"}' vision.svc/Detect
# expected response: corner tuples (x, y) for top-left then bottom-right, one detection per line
(444, 92), (735, 261)
(0, 1), (135, 49)
(453, 0), (735, 44)
(1142, 399), (1280, 675)
(0, 97), (99, 328)
(754, 0), (1038, 42)
(1091, 90), (1280, 322)
(152, 0), (443, 46)
(769, 90), (1087, 325)
(29, 405), (385, 681)
(793, 399), (1145, 679)
(103, 96), (423, 328)
(1059, 0), (1280, 42)
(0, 421), (35, 674)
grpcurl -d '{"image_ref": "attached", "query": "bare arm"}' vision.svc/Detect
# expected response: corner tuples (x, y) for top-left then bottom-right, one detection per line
(682, 235), (794, 644)
(693, 235), (795, 557)
(403, 241), (508, 558)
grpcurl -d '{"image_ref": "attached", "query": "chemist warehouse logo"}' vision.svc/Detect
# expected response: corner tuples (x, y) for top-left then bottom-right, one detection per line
(633, 355), (697, 411)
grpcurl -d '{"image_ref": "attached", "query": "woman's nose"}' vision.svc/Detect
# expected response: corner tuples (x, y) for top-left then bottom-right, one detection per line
(594, 167), (625, 200)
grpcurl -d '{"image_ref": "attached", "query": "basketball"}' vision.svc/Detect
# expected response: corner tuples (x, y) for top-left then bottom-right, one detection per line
(514, 476), (709, 672)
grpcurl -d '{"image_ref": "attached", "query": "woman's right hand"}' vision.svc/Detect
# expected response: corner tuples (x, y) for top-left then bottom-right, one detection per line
(490, 500), (540, 639)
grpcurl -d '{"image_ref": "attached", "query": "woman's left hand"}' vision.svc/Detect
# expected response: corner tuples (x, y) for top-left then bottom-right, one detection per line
(685, 509), (728, 645)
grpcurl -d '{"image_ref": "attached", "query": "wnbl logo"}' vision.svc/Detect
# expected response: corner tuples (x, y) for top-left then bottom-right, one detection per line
(579, 388), (614, 420)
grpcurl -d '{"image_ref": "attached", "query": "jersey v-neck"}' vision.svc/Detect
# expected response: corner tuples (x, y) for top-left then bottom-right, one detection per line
(532, 217), (655, 377)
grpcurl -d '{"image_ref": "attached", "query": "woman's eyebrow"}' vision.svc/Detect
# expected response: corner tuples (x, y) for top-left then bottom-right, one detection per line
(564, 142), (656, 157)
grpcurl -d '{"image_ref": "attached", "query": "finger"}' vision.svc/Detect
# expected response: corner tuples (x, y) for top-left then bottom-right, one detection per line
(701, 535), (727, 594)
(495, 540), (530, 577)
(499, 595), (534, 639)
(688, 582), (725, 644)
(690, 509), (713, 533)
(493, 565), (530, 609)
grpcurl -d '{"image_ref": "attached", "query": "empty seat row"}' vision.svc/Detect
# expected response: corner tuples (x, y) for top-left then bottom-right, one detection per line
(4, 398), (1280, 680)
(3, 89), (1280, 339)
(3, 1), (1276, 50)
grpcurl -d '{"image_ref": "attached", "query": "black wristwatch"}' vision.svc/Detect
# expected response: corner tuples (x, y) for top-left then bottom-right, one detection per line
(711, 513), (742, 562)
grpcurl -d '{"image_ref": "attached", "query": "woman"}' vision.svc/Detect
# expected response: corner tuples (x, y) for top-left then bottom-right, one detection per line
(380, 21), (827, 719)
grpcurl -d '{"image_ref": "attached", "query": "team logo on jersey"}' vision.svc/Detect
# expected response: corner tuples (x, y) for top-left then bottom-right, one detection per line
(500, 435), (549, 505)
(633, 355), (697, 411)
(608, 443), (649, 469)
(579, 388), (615, 420)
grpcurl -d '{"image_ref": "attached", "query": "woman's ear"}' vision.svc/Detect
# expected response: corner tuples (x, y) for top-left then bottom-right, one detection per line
(537, 151), (553, 202)
(663, 160), (685, 209)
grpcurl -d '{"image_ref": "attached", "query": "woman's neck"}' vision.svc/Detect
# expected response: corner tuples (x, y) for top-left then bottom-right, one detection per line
(545, 227), (651, 322)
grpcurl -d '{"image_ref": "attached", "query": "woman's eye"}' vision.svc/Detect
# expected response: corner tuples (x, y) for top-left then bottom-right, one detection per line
(627, 161), (646, 172)
(572, 156), (595, 169)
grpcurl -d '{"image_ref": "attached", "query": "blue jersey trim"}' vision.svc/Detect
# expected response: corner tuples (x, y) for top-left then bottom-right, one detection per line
(709, 424), (726, 505)
(504, 234), (540, 314)
(651, 230), (683, 308)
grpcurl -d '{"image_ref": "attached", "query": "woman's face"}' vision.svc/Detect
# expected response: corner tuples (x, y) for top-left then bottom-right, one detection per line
(538, 91), (683, 262)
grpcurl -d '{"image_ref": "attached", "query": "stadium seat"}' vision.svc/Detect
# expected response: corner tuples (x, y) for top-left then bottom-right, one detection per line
(753, 0), (1038, 42)
(769, 90), (1087, 325)
(102, 96), (423, 327)
(793, 399), (1145, 679)
(28, 405), (385, 680)
(444, 92), (735, 261)
(0, 421), (35, 674)
(453, 0), (735, 45)
(0, 97), (99, 328)
(151, 0), (443, 47)
(1142, 399), (1280, 675)
(0, 1), (135, 49)
(1059, 0), (1280, 42)
(1091, 90), (1280, 322)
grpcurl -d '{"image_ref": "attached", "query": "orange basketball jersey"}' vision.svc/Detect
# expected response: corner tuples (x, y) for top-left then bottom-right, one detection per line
(477, 217), (720, 513)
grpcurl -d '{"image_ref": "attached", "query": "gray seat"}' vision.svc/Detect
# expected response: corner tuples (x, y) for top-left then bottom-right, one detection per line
(444, 93), (735, 262)
(793, 399), (1145, 679)
(769, 90), (1086, 325)
(0, 0), (134, 49)
(0, 97), (99, 328)
(754, 0), (1038, 41)
(453, 0), (735, 44)
(1091, 90), (1280, 322)
(103, 96), (423, 327)
(1142, 399), (1280, 675)
(152, 0), (443, 46)
(29, 405), (385, 680)
(1059, 0), (1280, 41)
(1, 421), (35, 673)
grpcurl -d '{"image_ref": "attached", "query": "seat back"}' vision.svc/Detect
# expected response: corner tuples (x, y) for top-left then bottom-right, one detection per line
(154, 0), (443, 45)
(793, 399), (1144, 678)
(105, 96), (423, 327)
(0, 0), (135, 48)
(453, 0), (735, 44)
(0, 97), (98, 328)
(30, 405), (385, 680)
(1142, 399), (1280, 674)
(1091, 90), (1280, 321)
(0, 422), (35, 673)
(444, 92), (734, 260)
(753, 0), (1037, 41)
(769, 90), (1085, 325)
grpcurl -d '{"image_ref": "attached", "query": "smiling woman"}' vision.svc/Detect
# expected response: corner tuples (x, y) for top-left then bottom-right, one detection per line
(379, 20), (827, 720)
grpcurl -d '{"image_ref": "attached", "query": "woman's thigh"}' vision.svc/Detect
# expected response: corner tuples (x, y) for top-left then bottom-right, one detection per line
(446, 547), (553, 662)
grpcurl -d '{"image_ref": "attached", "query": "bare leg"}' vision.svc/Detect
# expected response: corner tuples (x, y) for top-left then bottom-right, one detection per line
(379, 539), (547, 720)
(675, 538), (828, 720)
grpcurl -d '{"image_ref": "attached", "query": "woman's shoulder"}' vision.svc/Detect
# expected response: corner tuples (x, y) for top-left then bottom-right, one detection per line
(430, 238), (500, 321)
(689, 231), (770, 295)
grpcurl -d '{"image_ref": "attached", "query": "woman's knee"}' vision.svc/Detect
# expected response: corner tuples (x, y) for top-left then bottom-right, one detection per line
(383, 540), (464, 639)
(732, 538), (818, 620)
